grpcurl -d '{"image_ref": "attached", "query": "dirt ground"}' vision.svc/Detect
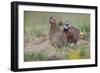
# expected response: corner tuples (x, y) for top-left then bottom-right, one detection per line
(24, 36), (89, 54)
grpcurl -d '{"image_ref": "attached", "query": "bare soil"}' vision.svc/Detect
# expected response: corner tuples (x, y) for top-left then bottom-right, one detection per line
(24, 37), (89, 53)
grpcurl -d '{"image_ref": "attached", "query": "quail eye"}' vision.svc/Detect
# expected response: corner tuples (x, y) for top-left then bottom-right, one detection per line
(66, 24), (69, 26)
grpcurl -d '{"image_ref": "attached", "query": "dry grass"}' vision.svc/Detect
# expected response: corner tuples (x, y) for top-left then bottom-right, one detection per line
(24, 37), (90, 61)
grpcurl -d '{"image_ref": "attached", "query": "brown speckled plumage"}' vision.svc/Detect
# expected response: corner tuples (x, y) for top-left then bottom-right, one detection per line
(49, 17), (66, 48)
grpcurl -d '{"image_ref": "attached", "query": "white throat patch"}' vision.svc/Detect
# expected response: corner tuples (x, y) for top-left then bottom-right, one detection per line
(64, 25), (69, 30)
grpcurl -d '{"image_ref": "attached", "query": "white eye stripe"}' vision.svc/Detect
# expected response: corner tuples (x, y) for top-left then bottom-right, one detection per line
(64, 22), (68, 24)
(64, 22), (67, 24)
(64, 21), (70, 25)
